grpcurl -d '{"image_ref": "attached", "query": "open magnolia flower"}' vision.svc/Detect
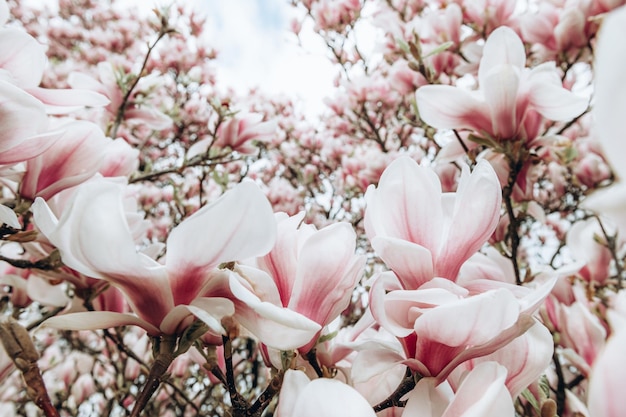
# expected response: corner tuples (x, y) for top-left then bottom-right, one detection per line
(32, 178), (320, 350)
(362, 272), (555, 384)
(415, 26), (588, 142)
(364, 156), (501, 285)
(246, 212), (365, 353)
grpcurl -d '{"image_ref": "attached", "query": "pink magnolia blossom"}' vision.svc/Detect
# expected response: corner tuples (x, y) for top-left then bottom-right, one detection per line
(415, 26), (588, 142)
(402, 362), (514, 417)
(367, 272), (555, 382)
(364, 156), (501, 285)
(20, 120), (115, 200)
(215, 113), (277, 154)
(0, 4), (108, 113)
(449, 321), (554, 398)
(34, 178), (320, 350)
(249, 212), (364, 352)
(566, 219), (612, 285)
(67, 62), (170, 130)
(276, 370), (376, 417)
(0, 79), (63, 164)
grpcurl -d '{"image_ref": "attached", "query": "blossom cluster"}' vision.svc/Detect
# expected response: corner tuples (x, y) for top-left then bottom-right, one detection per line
(0, 0), (625, 416)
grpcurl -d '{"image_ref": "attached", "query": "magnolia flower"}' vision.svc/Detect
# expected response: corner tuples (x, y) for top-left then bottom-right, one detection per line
(402, 362), (514, 417)
(244, 212), (364, 353)
(449, 322), (554, 399)
(365, 272), (555, 383)
(364, 156), (501, 286)
(0, 3), (108, 113)
(33, 178), (255, 335)
(20, 120), (114, 200)
(276, 370), (376, 417)
(415, 26), (587, 142)
(34, 178), (321, 350)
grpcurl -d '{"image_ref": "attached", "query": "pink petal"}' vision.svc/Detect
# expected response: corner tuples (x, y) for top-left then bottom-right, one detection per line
(455, 322), (554, 398)
(443, 362), (514, 417)
(351, 348), (407, 384)
(0, 204), (19, 228)
(0, 79), (49, 151)
(365, 156), (443, 252)
(229, 273), (321, 350)
(42, 311), (160, 335)
(372, 236), (434, 289)
(257, 212), (305, 306)
(0, 28), (45, 87)
(588, 315), (626, 417)
(481, 65), (520, 138)
(167, 180), (276, 305)
(437, 160), (502, 279)
(276, 370), (311, 417)
(289, 223), (363, 326)
(527, 64), (588, 121)
(415, 85), (492, 133)
(124, 107), (172, 129)
(478, 26), (526, 86)
(32, 179), (173, 326)
(162, 297), (235, 335)
(21, 120), (110, 200)
(414, 289), (519, 347)
(0, 129), (63, 165)
(25, 87), (110, 114)
(403, 378), (449, 417)
(277, 371), (377, 417)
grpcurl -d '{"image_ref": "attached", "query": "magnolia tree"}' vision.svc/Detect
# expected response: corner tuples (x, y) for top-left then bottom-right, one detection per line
(0, 0), (625, 415)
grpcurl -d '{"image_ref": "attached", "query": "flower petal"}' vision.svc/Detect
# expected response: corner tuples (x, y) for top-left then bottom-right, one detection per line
(478, 26), (526, 86)
(167, 180), (276, 305)
(229, 273), (321, 350)
(42, 311), (160, 335)
(372, 236), (434, 289)
(416, 85), (492, 133)
(594, 5), (626, 180)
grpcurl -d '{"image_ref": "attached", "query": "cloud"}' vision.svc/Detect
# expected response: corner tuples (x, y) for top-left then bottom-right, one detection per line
(193, 0), (336, 117)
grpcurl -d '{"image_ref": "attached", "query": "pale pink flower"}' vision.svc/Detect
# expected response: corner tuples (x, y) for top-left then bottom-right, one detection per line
(364, 156), (501, 286)
(20, 120), (113, 200)
(34, 178), (320, 350)
(214, 113), (276, 154)
(67, 62), (170, 129)
(566, 219), (612, 285)
(276, 370), (376, 417)
(0, 15), (108, 113)
(367, 272), (555, 382)
(241, 212), (364, 352)
(449, 322), (554, 398)
(558, 301), (607, 375)
(0, 79), (63, 164)
(402, 362), (514, 417)
(416, 26), (588, 142)
(32, 179), (259, 334)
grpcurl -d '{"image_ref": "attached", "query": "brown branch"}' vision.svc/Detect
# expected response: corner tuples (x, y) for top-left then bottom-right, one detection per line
(129, 335), (177, 417)
(372, 368), (418, 412)
(109, 24), (174, 139)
